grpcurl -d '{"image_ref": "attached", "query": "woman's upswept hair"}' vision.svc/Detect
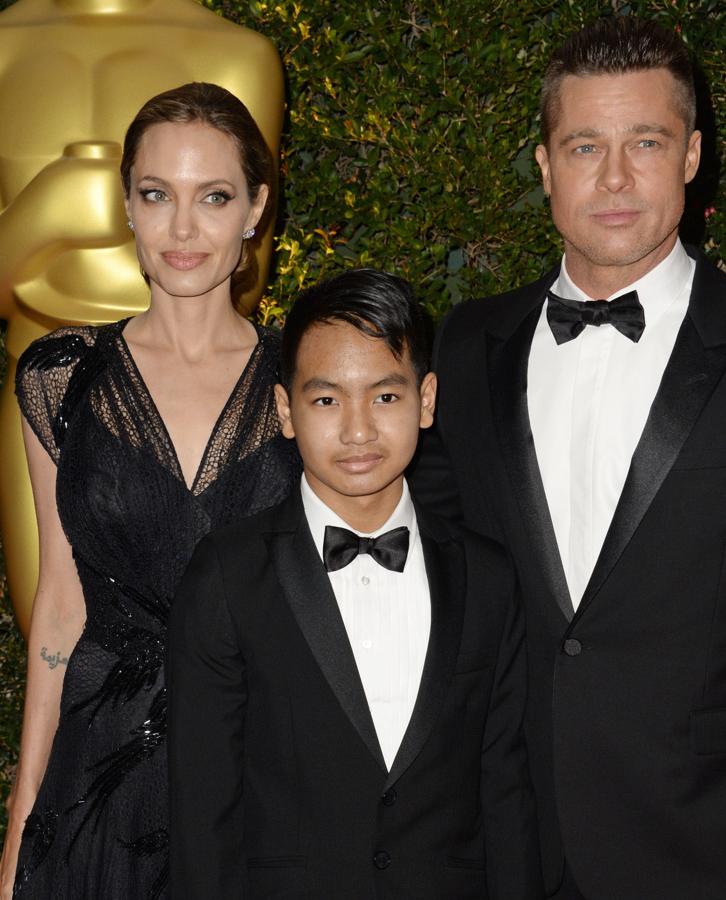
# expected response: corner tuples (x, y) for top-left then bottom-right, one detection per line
(121, 82), (274, 294)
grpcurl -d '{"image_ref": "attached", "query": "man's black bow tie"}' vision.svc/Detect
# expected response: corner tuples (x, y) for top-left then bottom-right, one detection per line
(323, 525), (410, 573)
(546, 289), (645, 345)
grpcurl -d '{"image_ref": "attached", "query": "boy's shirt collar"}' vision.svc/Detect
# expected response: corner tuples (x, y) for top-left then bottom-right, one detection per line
(300, 474), (418, 568)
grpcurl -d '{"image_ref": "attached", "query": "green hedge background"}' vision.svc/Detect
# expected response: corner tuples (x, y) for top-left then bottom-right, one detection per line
(241, 0), (725, 323)
(0, 0), (724, 838)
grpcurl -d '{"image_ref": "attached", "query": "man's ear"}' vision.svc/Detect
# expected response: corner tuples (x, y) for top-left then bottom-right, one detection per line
(684, 129), (702, 184)
(274, 383), (296, 439)
(535, 143), (552, 196)
(418, 372), (437, 429)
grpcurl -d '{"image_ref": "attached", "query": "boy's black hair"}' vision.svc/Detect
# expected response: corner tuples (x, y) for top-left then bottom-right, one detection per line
(279, 268), (430, 390)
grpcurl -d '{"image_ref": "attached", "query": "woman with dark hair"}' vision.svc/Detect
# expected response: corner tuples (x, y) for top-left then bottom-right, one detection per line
(0, 82), (299, 899)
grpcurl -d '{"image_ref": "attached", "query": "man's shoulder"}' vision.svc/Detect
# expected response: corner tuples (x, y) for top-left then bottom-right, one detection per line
(683, 247), (726, 346)
(415, 501), (510, 574)
(691, 246), (726, 289)
(438, 267), (557, 344)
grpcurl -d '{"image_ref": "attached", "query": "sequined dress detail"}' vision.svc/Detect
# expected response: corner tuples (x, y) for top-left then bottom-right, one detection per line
(13, 320), (299, 899)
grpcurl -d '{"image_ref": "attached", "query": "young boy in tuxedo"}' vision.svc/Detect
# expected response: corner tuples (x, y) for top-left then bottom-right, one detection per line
(167, 269), (542, 900)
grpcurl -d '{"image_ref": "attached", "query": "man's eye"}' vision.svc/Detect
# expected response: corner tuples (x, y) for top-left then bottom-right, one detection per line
(637, 139), (658, 149)
(574, 144), (597, 155)
(376, 393), (398, 404)
(140, 189), (168, 202)
(313, 397), (336, 406)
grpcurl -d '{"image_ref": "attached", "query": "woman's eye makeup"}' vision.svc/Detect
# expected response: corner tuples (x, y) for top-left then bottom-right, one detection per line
(136, 188), (235, 205)
(204, 190), (234, 205)
(139, 188), (168, 202)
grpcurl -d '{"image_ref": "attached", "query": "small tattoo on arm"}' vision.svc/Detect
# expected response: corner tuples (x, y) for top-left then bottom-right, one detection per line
(40, 647), (69, 670)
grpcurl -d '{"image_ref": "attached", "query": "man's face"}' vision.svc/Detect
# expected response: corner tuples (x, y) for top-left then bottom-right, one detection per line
(275, 321), (436, 522)
(535, 69), (701, 286)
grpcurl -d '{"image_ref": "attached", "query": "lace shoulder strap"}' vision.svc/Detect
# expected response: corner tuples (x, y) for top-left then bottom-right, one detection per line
(15, 326), (100, 464)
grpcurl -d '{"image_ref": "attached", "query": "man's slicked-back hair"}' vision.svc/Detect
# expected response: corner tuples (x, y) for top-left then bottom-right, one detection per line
(280, 268), (430, 391)
(540, 17), (696, 145)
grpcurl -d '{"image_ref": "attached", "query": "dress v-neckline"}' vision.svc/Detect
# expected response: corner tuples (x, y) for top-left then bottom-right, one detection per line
(116, 319), (263, 495)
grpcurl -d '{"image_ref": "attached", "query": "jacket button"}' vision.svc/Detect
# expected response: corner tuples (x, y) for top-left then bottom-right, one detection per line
(381, 788), (397, 807)
(373, 850), (391, 870)
(563, 638), (582, 657)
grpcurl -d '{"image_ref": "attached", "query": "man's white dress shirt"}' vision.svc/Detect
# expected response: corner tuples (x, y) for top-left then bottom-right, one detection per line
(527, 239), (694, 609)
(301, 476), (431, 770)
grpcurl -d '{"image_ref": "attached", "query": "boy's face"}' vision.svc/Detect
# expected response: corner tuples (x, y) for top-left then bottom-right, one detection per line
(275, 321), (436, 522)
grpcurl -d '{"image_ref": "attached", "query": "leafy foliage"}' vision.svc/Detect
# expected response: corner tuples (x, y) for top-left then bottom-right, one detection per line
(0, 342), (25, 839)
(0, 586), (25, 837)
(207, 0), (726, 324)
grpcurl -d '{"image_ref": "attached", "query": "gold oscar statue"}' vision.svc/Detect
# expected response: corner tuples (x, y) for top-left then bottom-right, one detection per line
(0, 0), (284, 636)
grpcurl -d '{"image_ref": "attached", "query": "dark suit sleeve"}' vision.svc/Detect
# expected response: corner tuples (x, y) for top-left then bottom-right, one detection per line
(167, 535), (247, 900)
(479, 560), (544, 900)
(410, 311), (466, 526)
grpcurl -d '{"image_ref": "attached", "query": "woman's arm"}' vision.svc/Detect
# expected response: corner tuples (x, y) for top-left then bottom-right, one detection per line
(0, 419), (86, 899)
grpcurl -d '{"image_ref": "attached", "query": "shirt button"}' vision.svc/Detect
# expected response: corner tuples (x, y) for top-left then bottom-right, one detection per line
(563, 638), (582, 657)
(361, 575), (370, 586)
(362, 639), (372, 649)
(373, 850), (391, 870)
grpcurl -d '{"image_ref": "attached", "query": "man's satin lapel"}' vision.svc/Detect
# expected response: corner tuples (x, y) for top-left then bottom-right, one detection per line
(267, 504), (386, 773)
(579, 264), (726, 615)
(384, 530), (465, 789)
(487, 303), (575, 622)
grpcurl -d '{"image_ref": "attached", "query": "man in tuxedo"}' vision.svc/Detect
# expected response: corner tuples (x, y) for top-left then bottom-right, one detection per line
(167, 269), (542, 899)
(413, 16), (726, 900)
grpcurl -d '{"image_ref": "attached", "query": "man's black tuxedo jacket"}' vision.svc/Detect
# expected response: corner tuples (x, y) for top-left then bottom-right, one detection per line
(167, 488), (542, 900)
(412, 249), (726, 900)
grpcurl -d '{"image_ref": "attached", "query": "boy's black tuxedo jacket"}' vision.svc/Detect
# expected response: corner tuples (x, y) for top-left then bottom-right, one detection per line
(412, 249), (726, 900)
(167, 488), (542, 900)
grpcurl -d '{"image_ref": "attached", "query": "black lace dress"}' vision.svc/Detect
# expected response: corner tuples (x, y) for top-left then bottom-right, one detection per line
(13, 319), (299, 899)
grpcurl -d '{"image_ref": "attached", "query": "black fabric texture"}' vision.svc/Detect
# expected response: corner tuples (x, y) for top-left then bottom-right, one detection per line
(13, 319), (300, 899)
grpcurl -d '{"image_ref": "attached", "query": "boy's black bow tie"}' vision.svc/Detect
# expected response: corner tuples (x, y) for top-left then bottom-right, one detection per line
(323, 525), (410, 573)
